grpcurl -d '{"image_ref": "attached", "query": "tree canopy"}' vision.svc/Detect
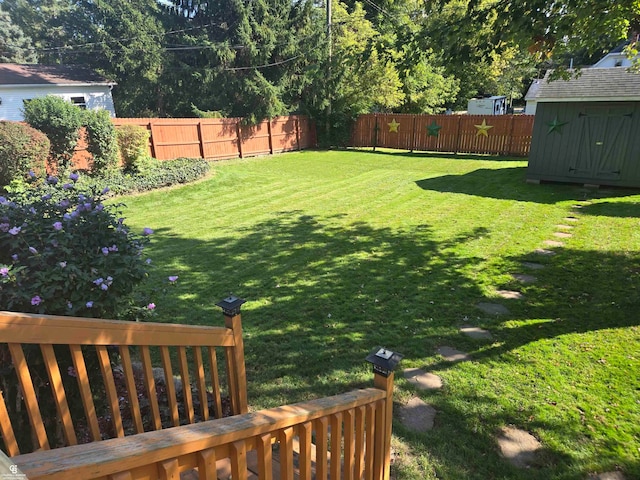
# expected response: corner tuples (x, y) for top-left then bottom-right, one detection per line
(3, 0), (638, 141)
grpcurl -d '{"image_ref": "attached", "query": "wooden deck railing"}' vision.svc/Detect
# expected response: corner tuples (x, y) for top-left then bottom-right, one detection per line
(0, 301), (399, 480)
(0, 302), (248, 457)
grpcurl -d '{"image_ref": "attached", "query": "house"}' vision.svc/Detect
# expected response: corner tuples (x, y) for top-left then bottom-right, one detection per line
(0, 64), (116, 121)
(526, 67), (640, 187)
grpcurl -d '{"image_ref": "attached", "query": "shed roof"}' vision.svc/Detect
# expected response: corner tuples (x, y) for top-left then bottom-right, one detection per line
(0, 64), (115, 87)
(533, 68), (640, 102)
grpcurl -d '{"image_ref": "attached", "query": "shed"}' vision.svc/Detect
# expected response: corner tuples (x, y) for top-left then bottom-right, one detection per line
(0, 64), (116, 121)
(527, 68), (640, 187)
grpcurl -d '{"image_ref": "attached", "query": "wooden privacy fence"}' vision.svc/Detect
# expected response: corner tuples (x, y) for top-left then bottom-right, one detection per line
(114, 115), (316, 161)
(1, 304), (398, 480)
(70, 115), (316, 170)
(351, 113), (535, 156)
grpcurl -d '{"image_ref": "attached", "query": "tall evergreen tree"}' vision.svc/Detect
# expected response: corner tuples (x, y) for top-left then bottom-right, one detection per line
(0, 9), (37, 63)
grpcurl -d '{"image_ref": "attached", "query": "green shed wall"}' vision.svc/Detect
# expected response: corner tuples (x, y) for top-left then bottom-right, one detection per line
(527, 101), (640, 187)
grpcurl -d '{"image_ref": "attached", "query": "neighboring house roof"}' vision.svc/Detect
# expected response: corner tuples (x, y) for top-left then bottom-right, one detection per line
(0, 64), (115, 87)
(531, 68), (640, 102)
(524, 79), (541, 101)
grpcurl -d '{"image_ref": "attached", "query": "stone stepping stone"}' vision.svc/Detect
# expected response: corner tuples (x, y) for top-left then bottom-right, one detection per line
(399, 397), (436, 433)
(544, 240), (564, 247)
(555, 224), (574, 229)
(511, 273), (537, 283)
(496, 290), (524, 300)
(436, 346), (472, 362)
(403, 368), (443, 390)
(564, 216), (579, 222)
(553, 231), (572, 238)
(522, 262), (544, 270)
(497, 426), (542, 468)
(534, 248), (556, 256)
(460, 325), (493, 340)
(587, 472), (626, 480)
(476, 302), (511, 315)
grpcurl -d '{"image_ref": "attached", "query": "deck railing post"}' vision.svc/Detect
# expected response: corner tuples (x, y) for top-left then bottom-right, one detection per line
(366, 347), (403, 480)
(216, 295), (249, 414)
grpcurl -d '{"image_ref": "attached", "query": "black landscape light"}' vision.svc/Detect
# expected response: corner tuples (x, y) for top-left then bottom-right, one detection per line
(216, 294), (246, 316)
(366, 346), (403, 377)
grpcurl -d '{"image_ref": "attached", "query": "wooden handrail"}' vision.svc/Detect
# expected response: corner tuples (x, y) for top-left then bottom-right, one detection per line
(0, 307), (247, 456)
(0, 311), (235, 346)
(14, 388), (387, 480)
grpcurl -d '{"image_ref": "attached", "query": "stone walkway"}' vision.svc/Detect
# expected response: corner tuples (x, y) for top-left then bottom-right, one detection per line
(395, 196), (627, 476)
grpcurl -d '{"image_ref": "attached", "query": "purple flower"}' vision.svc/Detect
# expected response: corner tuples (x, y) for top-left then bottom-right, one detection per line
(29, 246), (38, 255)
(145, 258), (152, 264)
(142, 227), (154, 236)
(86, 301), (94, 308)
(62, 183), (73, 190)
(41, 194), (52, 201)
(69, 173), (79, 182)
(8, 226), (21, 235)
(84, 202), (92, 210)
(0, 223), (9, 232)
(0, 267), (8, 277)
(102, 187), (110, 194)
(29, 207), (36, 214)
(67, 302), (73, 309)
(168, 276), (179, 283)
(78, 194), (86, 202)
(59, 261), (67, 268)
(53, 221), (63, 231)
(93, 278), (104, 285)
(101, 283), (108, 291)
(67, 366), (77, 377)
(106, 276), (113, 285)
(147, 303), (156, 310)
(59, 199), (70, 208)
(108, 244), (118, 252)
(101, 247), (109, 256)
(0, 196), (6, 205)
(63, 213), (72, 221)
(31, 295), (42, 306)
(28, 170), (36, 178)
(47, 176), (58, 185)
(95, 204), (104, 212)
(11, 254), (17, 261)
(51, 239), (58, 248)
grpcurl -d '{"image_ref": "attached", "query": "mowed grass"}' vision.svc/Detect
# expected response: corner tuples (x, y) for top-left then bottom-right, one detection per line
(121, 149), (640, 480)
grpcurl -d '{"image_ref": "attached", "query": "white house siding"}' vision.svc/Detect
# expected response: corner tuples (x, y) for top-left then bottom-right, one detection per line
(0, 84), (116, 121)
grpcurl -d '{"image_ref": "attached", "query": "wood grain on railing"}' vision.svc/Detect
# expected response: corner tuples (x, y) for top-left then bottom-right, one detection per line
(0, 310), (247, 455)
(14, 388), (386, 480)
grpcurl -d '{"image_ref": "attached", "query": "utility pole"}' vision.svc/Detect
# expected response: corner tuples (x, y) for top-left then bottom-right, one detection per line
(325, 0), (332, 140)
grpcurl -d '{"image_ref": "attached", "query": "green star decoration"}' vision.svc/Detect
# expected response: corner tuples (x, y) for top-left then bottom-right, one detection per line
(427, 121), (442, 137)
(547, 116), (569, 134)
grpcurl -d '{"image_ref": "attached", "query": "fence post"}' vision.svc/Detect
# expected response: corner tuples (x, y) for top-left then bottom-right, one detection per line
(216, 295), (248, 415)
(373, 116), (379, 152)
(236, 121), (244, 159)
(197, 121), (206, 159)
(410, 116), (417, 153)
(148, 122), (157, 159)
(506, 114), (516, 156)
(366, 347), (403, 480)
(454, 115), (462, 155)
(267, 119), (274, 154)
(295, 116), (301, 151)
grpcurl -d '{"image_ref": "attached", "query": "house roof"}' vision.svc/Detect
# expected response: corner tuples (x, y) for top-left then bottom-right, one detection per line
(0, 64), (115, 87)
(532, 68), (640, 102)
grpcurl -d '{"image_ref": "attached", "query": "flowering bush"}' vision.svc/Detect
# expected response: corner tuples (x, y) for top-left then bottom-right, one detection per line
(0, 173), (152, 318)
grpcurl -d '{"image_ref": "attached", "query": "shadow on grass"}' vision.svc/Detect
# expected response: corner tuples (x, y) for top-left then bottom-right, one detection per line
(416, 168), (640, 204)
(141, 208), (640, 479)
(348, 148), (522, 162)
(577, 200), (640, 218)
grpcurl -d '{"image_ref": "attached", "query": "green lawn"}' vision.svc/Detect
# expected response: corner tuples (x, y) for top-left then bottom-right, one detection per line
(121, 149), (640, 480)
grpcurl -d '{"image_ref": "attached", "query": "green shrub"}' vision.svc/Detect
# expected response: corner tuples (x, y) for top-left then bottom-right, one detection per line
(76, 157), (210, 196)
(0, 173), (152, 318)
(85, 109), (119, 175)
(22, 96), (84, 173)
(0, 121), (50, 187)
(115, 124), (150, 173)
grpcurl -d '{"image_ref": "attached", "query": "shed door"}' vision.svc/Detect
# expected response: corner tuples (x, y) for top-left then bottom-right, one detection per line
(572, 105), (633, 180)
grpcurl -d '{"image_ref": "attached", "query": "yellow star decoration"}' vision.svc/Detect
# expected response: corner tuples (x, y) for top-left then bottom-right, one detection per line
(474, 119), (493, 137)
(388, 119), (400, 133)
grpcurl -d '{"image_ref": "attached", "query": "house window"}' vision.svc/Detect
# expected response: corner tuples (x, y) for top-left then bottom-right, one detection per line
(70, 96), (87, 109)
